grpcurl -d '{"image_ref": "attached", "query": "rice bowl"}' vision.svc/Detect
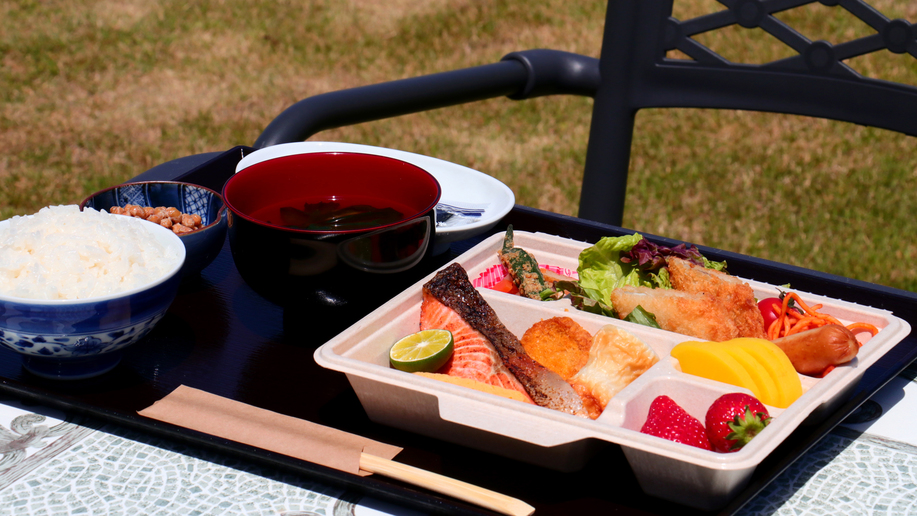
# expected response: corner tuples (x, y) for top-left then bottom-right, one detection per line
(0, 205), (182, 301)
(0, 205), (185, 379)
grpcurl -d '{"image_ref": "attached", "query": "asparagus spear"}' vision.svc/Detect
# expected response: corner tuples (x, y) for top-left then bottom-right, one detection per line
(498, 225), (551, 300)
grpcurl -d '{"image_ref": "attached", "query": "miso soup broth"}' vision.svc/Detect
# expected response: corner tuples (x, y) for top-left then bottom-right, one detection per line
(251, 196), (415, 231)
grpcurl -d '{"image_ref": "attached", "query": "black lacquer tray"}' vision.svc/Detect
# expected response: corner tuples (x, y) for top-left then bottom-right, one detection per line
(1, 146), (915, 516)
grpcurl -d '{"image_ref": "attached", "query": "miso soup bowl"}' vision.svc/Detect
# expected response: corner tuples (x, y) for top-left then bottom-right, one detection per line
(225, 147), (441, 307)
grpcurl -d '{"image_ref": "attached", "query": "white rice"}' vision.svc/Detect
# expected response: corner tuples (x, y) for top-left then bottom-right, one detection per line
(0, 205), (181, 300)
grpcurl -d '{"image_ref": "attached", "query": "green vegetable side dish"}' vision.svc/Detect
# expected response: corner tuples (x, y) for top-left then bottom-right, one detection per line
(498, 225), (553, 300)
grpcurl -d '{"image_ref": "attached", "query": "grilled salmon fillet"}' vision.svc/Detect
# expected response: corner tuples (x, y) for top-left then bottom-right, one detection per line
(420, 290), (533, 402)
(423, 263), (589, 417)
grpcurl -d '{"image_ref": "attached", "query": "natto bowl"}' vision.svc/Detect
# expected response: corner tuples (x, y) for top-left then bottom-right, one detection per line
(80, 181), (227, 278)
(0, 218), (186, 380)
(225, 147), (442, 308)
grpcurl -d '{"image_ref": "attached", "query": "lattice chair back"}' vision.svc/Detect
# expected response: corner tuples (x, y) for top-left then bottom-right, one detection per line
(581, 0), (917, 225)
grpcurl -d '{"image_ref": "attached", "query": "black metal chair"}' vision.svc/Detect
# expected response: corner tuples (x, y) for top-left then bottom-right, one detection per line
(253, 0), (917, 227)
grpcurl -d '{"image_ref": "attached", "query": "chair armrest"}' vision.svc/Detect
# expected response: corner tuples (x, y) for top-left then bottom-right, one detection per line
(254, 49), (600, 148)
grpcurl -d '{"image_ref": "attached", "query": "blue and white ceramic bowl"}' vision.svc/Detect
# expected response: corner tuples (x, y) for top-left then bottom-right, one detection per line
(0, 218), (186, 380)
(80, 181), (227, 277)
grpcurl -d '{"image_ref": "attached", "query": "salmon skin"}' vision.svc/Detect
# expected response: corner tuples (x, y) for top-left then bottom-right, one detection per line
(423, 263), (588, 417)
(420, 290), (534, 403)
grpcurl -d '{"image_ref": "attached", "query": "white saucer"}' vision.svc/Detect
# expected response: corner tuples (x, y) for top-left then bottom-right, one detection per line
(235, 142), (516, 254)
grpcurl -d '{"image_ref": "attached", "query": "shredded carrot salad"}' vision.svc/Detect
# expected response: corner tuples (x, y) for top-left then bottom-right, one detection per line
(766, 292), (880, 341)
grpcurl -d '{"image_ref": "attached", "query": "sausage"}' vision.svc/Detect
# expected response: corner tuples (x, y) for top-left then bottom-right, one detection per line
(772, 324), (859, 376)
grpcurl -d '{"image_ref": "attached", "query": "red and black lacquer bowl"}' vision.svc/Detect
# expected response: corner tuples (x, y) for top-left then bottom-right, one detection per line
(224, 147), (441, 309)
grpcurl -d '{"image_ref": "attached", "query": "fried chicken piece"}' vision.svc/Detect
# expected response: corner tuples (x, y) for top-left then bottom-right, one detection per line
(520, 317), (592, 380)
(610, 286), (741, 342)
(667, 257), (766, 339)
(569, 325), (659, 419)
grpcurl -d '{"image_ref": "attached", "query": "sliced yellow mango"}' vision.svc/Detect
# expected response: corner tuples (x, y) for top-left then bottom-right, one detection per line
(716, 343), (780, 407)
(729, 338), (803, 408)
(670, 341), (757, 395)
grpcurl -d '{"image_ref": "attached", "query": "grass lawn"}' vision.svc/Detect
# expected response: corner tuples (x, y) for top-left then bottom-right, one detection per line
(2, 0), (916, 291)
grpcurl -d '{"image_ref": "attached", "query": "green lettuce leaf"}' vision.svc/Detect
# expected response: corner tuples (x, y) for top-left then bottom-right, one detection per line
(703, 256), (727, 271)
(623, 305), (661, 329)
(557, 280), (617, 317)
(576, 233), (671, 306)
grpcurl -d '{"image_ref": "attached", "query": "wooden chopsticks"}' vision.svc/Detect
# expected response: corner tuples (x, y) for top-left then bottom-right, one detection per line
(140, 387), (533, 515)
(360, 452), (535, 516)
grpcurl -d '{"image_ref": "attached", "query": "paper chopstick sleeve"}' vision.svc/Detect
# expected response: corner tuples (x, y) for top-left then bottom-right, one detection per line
(138, 385), (401, 476)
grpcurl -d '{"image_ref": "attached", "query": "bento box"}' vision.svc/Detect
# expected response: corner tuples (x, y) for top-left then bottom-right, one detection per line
(314, 231), (910, 510)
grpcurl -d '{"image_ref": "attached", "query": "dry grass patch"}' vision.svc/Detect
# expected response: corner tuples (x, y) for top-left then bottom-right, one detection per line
(2, 0), (916, 291)
(348, 0), (459, 34)
(91, 0), (157, 30)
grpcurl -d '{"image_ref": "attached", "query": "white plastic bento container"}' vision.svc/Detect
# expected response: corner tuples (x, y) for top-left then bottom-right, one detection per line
(314, 231), (911, 510)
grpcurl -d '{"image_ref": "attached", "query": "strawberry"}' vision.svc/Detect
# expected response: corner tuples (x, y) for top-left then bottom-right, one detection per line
(640, 395), (712, 450)
(705, 393), (772, 453)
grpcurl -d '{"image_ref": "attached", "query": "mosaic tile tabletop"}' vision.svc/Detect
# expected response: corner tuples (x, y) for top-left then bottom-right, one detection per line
(740, 364), (917, 516)
(0, 397), (421, 516)
(2, 364), (916, 516)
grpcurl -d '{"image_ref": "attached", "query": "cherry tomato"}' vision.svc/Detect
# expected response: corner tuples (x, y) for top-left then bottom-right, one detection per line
(758, 297), (800, 329)
(758, 298), (780, 328)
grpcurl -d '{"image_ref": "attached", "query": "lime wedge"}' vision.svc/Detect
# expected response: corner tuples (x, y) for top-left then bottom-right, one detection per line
(389, 329), (454, 372)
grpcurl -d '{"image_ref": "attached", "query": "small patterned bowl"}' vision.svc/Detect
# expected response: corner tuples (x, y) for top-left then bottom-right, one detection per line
(80, 181), (227, 277)
(0, 218), (185, 380)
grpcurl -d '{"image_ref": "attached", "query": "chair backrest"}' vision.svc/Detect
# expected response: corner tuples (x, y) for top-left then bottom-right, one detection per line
(252, 0), (917, 228)
(582, 0), (917, 225)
